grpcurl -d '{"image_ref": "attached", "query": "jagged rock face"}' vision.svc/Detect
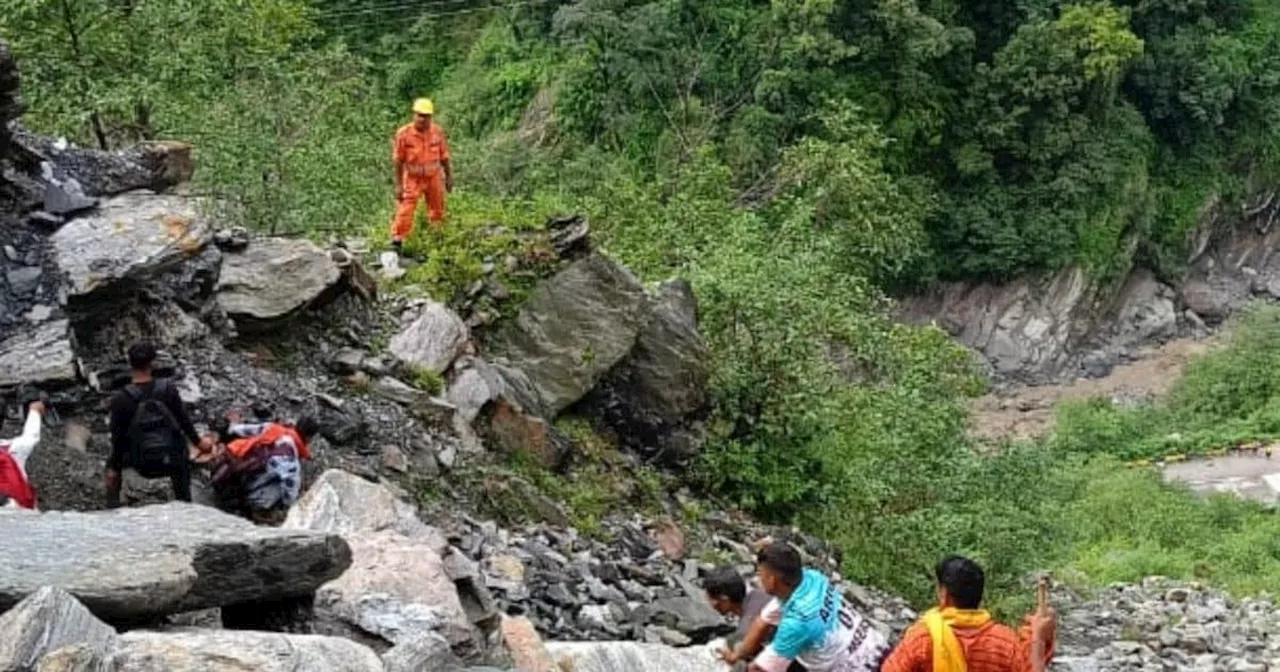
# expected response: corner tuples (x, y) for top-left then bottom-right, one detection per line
(579, 279), (711, 466)
(0, 502), (352, 622)
(490, 252), (650, 417)
(215, 237), (342, 325)
(0, 587), (117, 671)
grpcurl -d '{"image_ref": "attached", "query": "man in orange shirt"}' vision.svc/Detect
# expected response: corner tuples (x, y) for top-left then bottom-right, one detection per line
(880, 556), (1056, 672)
(390, 98), (453, 253)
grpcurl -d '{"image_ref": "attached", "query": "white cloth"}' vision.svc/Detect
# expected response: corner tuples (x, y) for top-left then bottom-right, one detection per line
(1, 409), (43, 509)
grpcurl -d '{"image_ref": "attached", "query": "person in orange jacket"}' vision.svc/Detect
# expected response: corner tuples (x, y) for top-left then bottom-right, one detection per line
(390, 97), (453, 254)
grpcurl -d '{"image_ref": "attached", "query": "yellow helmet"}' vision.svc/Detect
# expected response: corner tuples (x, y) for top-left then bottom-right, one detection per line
(412, 98), (435, 115)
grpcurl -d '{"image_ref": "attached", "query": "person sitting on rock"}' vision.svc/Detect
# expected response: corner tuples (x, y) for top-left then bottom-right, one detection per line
(106, 343), (211, 507)
(208, 411), (317, 525)
(707, 567), (804, 670)
(0, 392), (47, 510)
(748, 542), (888, 672)
(880, 556), (1056, 672)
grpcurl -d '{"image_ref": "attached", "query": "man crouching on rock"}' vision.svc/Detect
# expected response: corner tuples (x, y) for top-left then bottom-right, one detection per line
(206, 411), (317, 526)
(0, 391), (47, 509)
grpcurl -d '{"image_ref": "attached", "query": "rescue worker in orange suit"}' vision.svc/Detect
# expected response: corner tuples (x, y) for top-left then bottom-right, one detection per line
(390, 98), (453, 254)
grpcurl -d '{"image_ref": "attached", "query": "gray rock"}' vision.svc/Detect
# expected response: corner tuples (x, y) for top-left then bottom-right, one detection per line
(894, 266), (1093, 383)
(42, 182), (98, 216)
(0, 503), (352, 622)
(216, 237), (342, 323)
(6, 265), (41, 297)
(329, 348), (368, 376)
(647, 597), (727, 641)
(16, 130), (194, 197)
(374, 376), (429, 406)
(582, 279), (711, 465)
(388, 301), (470, 375)
(103, 629), (383, 671)
(0, 587), (117, 671)
(383, 631), (468, 672)
(1080, 351), (1113, 379)
(491, 253), (649, 416)
(447, 358), (504, 424)
(283, 470), (479, 653)
(283, 469), (445, 545)
(1110, 270), (1177, 346)
(545, 642), (722, 672)
(1180, 279), (1233, 324)
(49, 192), (212, 303)
(0, 319), (77, 388)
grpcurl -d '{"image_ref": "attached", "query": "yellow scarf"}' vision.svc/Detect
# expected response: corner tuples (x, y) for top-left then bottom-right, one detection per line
(923, 607), (992, 672)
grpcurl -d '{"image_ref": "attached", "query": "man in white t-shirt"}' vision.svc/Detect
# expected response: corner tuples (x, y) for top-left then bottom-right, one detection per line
(748, 543), (888, 672)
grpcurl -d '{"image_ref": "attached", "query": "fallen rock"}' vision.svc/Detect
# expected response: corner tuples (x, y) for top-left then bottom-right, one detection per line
(284, 470), (481, 655)
(477, 397), (571, 469)
(14, 129), (194, 197)
(103, 629), (384, 671)
(0, 587), (117, 671)
(313, 530), (473, 647)
(283, 469), (444, 542)
(0, 319), (76, 388)
(582, 279), (710, 465)
(216, 237), (342, 324)
(1180, 278), (1233, 324)
(545, 641), (723, 672)
(446, 357), (504, 424)
(382, 631), (468, 672)
(0, 503), (352, 622)
(49, 191), (211, 304)
(492, 253), (650, 416)
(500, 615), (559, 672)
(644, 597), (728, 642)
(1108, 269), (1177, 346)
(388, 300), (470, 375)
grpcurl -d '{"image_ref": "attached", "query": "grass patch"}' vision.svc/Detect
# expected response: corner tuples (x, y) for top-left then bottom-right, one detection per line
(1050, 303), (1280, 462)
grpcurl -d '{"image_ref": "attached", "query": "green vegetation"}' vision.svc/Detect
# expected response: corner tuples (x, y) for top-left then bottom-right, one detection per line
(7, 0), (1280, 611)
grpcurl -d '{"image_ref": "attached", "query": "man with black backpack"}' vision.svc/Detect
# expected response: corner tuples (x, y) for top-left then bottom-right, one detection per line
(105, 343), (212, 507)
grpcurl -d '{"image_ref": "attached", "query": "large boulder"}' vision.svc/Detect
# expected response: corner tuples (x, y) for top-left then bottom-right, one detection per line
(216, 237), (342, 324)
(491, 253), (649, 416)
(284, 470), (481, 656)
(544, 641), (723, 672)
(0, 503), (352, 622)
(0, 587), (117, 671)
(0, 319), (76, 388)
(14, 128), (194, 198)
(49, 192), (212, 305)
(581, 279), (710, 465)
(388, 301), (470, 375)
(100, 629), (384, 671)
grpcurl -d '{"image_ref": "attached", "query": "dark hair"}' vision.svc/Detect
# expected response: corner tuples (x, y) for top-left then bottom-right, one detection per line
(127, 343), (157, 370)
(704, 567), (747, 604)
(935, 556), (985, 609)
(756, 542), (803, 588)
(295, 415), (320, 441)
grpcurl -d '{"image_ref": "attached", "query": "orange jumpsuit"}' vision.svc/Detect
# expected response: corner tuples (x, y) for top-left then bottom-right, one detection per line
(391, 121), (450, 242)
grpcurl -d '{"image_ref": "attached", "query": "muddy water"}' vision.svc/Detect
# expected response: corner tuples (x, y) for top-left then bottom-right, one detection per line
(968, 336), (1220, 443)
(1162, 452), (1280, 505)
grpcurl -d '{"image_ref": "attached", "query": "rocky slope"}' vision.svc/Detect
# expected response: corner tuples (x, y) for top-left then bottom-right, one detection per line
(897, 188), (1280, 387)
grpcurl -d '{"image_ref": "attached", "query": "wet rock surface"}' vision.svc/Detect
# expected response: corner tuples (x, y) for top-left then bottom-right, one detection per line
(0, 503), (352, 622)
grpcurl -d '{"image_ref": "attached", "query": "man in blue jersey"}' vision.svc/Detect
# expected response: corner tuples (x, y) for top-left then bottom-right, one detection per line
(748, 543), (889, 672)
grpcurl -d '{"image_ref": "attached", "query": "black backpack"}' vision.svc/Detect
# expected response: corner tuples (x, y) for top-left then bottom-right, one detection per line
(124, 380), (184, 478)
